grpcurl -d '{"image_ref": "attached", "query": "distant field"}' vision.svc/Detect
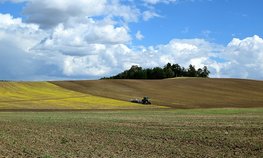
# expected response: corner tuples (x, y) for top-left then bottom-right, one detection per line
(1, 78), (263, 110)
(0, 82), (160, 110)
(52, 78), (263, 108)
(1, 108), (263, 157)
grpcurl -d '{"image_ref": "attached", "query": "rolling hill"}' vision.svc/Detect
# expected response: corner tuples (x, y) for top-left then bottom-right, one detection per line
(51, 78), (263, 108)
(0, 78), (263, 110)
(0, 82), (160, 110)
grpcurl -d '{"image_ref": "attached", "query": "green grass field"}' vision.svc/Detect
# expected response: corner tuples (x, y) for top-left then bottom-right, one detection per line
(1, 108), (263, 157)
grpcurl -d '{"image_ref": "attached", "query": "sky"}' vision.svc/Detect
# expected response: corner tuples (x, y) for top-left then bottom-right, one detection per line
(0, 0), (263, 81)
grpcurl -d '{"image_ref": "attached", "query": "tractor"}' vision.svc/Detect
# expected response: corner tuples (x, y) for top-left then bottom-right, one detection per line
(130, 96), (151, 104)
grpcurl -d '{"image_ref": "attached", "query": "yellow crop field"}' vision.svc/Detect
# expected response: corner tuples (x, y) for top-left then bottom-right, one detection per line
(0, 82), (82, 101)
(0, 82), (162, 109)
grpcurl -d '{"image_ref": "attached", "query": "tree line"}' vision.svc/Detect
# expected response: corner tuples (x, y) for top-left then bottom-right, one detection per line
(102, 63), (210, 79)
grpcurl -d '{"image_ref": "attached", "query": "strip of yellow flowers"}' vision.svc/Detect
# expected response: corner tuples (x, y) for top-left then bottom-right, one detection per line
(0, 82), (165, 109)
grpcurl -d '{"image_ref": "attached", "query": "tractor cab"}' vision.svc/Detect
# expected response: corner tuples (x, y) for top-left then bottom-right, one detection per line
(142, 96), (151, 104)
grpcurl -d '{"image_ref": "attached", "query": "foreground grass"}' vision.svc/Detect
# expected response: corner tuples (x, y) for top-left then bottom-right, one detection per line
(0, 108), (263, 157)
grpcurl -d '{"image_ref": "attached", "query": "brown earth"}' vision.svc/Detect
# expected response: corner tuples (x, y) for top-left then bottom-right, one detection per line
(1, 109), (263, 157)
(51, 78), (263, 108)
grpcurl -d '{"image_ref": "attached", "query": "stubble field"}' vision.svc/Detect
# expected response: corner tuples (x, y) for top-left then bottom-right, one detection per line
(1, 108), (263, 158)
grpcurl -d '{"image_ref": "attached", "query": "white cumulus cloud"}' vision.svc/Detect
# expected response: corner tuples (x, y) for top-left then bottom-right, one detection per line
(8, 0), (140, 29)
(219, 35), (263, 79)
(142, 10), (160, 21)
(135, 31), (144, 40)
(143, 0), (177, 5)
(33, 18), (131, 57)
(1, 1), (263, 80)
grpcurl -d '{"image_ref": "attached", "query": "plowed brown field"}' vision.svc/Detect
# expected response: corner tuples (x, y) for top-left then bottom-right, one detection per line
(51, 78), (263, 108)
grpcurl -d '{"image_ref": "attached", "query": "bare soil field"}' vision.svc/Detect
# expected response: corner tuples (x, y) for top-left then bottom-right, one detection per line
(0, 108), (263, 157)
(52, 78), (263, 108)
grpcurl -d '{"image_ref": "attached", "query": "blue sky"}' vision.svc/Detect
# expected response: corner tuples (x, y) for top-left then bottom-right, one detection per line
(1, 0), (263, 45)
(0, 1), (25, 18)
(0, 0), (263, 80)
(131, 0), (263, 45)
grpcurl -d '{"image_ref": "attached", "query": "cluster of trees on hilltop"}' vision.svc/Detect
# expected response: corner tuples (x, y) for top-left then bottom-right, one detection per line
(102, 63), (210, 79)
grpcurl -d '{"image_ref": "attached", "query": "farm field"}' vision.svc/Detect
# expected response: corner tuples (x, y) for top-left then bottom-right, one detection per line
(1, 108), (263, 157)
(1, 78), (263, 157)
(52, 78), (263, 108)
(0, 82), (161, 110)
(0, 78), (263, 110)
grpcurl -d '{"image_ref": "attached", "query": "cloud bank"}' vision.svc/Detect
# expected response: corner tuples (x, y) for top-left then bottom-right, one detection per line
(0, 0), (263, 80)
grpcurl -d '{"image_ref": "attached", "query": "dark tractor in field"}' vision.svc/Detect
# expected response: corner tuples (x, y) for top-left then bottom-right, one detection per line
(130, 96), (151, 105)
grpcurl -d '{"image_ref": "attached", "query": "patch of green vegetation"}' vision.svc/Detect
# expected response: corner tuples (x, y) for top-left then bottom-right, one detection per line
(60, 137), (69, 144)
(0, 108), (263, 157)
(169, 107), (263, 115)
(41, 155), (53, 158)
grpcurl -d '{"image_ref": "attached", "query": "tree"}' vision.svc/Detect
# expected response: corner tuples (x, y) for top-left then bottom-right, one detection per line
(164, 63), (172, 70)
(197, 68), (203, 77)
(146, 68), (153, 79)
(102, 63), (210, 79)
(187, 64), (197, 77)
(201, 66), (210, 77)
(152, 67), (165, 79)
(164, 68), (174, 78)
(164, 63), (175, 78)
(171, 64), (182, 77)
(127, 65), (142, 79)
